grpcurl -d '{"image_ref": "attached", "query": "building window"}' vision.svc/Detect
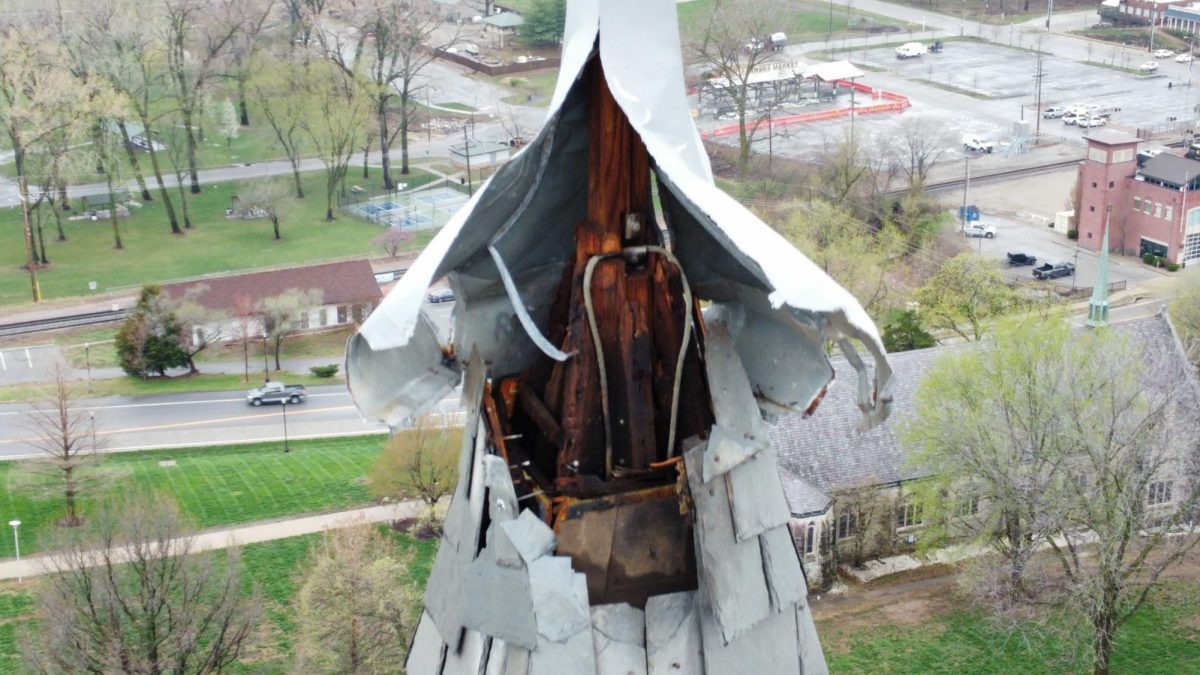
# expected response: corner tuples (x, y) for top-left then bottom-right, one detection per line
(1148, 481), (1173, 505)
(299, 311), (310, 330)
(896, 502), (923, 529)
(955, 494), (980, 517)
(804, 522), (815, 554)
(1089, 147), (1108, 163)
(1187, 207), (1200, 227)
(1133, 197), (1142, 212)
(1090, 206), (1095, 212)
(1165, 206), (1174, 221)
(336, 305), (349, 324)
(1113, 149), (1134, 163)
(1092, 181), (1098, 188)
(836, 512), (857, 540)
(1088, 232), (1093, 239)
(1144, 200), (1152, 214)
(317, 308), (328, 327)
(1109, 181), (1115, 188)
(1155, 203), (1162, 218)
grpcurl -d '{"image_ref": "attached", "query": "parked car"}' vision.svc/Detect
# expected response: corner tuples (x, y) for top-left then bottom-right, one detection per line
(1006, 252), (1037, 267)
(1033, 262), (1076, 280)
(1042, 106), (1067, 119)
(964, 223), (997, 238)
(895, 42), (928, 59)
(1062, 111), (1080, 125)
(1079, 116), (1107, 128)
(1154, 48), (1175, 59)
(770, 32), (787, 50)
(1176, 53), (1194, 63)
(1140, 61), (1159, 73)
(427, 287), (455, 303)
(963, 137), (995, 153)
(246, 381), (307, 406)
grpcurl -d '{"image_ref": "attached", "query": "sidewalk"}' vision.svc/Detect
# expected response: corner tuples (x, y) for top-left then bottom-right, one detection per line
(0, 500), (423, 582)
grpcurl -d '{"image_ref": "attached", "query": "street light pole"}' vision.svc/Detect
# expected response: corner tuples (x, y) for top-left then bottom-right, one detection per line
(281, 400), (290, 454)
(1045, 0), (1054, 30)
(84, 342), (92, 393)
(89, 412), (96, 451)
(262, 332), (270, 382)
(8, 520), (20, 583)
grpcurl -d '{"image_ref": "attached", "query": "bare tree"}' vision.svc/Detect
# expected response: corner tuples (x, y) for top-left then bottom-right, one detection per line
(250, 49), (312, 199)
(240, 180), (287, 240)
(23, 493), (263, 673)
(895, 114), (954, 189)
(294, 523), (421, 673)
(828, 479), (893, 569)
(162, 285), (229, 374)
(258, 288), (324, 371)
(320, 0), (458, 184)
(372, 228), (414, 257)
(299, 57), (370, 220)
(231, 294), (260, 382)
(367, 416), (460, 507)
(23, 367), (103, 527)
(691, 0), (786, 176)
(160, 0), (266, 194)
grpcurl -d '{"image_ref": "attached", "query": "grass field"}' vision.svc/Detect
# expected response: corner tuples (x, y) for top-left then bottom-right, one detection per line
(2, 169), (438, 307)
(0, 436), (385, 557)
(0, 529), (438, 673)
(818, 578), (1200, 674)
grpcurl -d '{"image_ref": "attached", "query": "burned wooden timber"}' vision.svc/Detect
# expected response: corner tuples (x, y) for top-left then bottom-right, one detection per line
(346, 1), (893, 672)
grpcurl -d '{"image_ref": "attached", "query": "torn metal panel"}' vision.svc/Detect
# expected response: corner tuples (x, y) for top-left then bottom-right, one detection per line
(645, 591), (703, 675)
(345, 311), (460, 428)
(795, 601), (830, 675)
(726, 446), (792, 542)
(701, 424), (764, 484)
(703, 302), (835, 419)
(759, 525), (808, 613)
(696, 581), (801, 675)
(683, 442), (770, 643)
(700, 318), (766, 441)
(406, 611), (446, 674)
(483, 455), (519, 523)
(493, 509), (557, 569)
(440, 628), (490, 675)
(591, 603), (647, 675)
(460, 544), (539, 649)
(529, 557), (592, 643)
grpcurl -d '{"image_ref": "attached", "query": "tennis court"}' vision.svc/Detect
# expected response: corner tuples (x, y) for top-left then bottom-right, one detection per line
(344, 183), (469, 231)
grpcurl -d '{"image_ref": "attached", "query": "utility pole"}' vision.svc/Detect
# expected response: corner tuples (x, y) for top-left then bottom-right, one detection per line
(1190, 38), (1195, 88)
(1150, 3), (1158, 54)
(961, 0), (966, 36)
(1045, 0), (1054, 30)
(960, 155), (971, 233)
(463, 125), (473, 196)
(1071, 248), (1080, 292)
(1034, 52), (1045, 139)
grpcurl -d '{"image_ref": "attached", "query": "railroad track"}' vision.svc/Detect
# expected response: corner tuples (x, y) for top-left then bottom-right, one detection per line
(901, 158), (1085, 195)
(0, 308), (128, 338)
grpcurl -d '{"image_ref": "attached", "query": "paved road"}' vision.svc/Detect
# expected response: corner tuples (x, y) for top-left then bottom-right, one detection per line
(0, 499), (424, 581)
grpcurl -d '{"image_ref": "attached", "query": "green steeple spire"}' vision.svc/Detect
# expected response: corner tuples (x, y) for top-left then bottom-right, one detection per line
(1087, 207), (1111, 329)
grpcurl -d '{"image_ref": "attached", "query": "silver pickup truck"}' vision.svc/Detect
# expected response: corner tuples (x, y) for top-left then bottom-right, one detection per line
(246, 381), (307, 406)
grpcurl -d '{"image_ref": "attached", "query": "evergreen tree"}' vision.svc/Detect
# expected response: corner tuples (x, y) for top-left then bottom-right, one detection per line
(882, 309), (935, 353)
(522, 0), (566, 46)
(115, 285), (189, 377)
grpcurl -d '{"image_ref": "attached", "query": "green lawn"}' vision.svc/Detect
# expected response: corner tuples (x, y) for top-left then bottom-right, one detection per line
(0, 436), (386, 557)
(3, 169), (438, 308)
(820, 584), (1200, 674)
(0, 529), (438, 674)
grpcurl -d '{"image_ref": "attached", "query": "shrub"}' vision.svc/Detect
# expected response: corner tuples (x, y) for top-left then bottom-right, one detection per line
(1167, 262), (1180, 272)
(1144, 252), (1158, 265)
(309, 364), (340, 378)
(1067, 229), (1078, 240)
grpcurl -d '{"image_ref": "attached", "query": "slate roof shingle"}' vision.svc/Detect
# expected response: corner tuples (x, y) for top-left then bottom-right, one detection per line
(768, 315), (1199, 518)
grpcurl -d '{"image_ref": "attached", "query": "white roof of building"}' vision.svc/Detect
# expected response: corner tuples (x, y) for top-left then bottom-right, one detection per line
(802, 60), (865, 82)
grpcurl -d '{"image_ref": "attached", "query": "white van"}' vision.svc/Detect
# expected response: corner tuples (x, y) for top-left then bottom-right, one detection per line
(895, 42), (928, 59)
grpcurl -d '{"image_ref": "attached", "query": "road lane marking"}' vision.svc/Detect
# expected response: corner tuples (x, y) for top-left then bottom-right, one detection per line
(0, 405), (363, 445)
(24, 348), (31, 368)
(0, 351), (5, 370)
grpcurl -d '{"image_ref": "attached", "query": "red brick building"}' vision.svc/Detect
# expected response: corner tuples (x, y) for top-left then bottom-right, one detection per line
(1076, 129), (1200, 266)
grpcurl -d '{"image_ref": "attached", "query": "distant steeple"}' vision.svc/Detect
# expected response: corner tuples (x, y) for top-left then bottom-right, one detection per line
(1087, 206), (1111, 328)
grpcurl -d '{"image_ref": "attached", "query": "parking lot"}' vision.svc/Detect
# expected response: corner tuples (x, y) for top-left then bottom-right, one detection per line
(860, 41), (1196, 138)
(957, 214), (1163, 290)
